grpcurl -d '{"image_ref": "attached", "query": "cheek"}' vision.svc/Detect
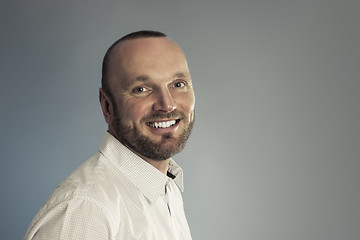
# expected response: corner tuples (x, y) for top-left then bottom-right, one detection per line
(178, 94), (195, 119)
(119, 100), (153, 124)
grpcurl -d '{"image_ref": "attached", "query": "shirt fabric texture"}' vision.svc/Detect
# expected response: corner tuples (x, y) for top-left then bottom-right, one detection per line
(24, 132), (192, 239)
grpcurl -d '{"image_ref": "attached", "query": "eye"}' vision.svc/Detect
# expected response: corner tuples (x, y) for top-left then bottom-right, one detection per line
(133, 87), (146, 93)
(173, 81), (186, 88)
(131, 86), (151, 96)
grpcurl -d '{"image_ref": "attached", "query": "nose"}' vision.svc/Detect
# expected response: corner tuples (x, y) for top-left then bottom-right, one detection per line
(153, 88), (176, 112)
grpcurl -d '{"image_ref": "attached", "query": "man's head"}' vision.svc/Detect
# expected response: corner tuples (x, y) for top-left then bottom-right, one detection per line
(99, 30), (195, 161)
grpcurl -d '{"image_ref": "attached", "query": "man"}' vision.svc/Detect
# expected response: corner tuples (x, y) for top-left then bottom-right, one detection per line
(25, 30), (195, 239)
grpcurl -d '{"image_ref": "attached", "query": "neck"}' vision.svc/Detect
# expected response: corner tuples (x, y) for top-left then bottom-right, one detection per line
(128, 148), (170, 175)
(142, 157), (170, 175)
(127, 145), (171, 175)
(109, 130), (170, 175)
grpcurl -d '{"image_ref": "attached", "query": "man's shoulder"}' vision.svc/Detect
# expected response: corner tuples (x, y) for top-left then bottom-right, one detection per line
(40, 152), (127, 216)
(25, 152), (124, 239)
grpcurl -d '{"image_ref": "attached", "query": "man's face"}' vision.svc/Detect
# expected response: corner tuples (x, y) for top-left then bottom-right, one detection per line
(106, 37), (195, 160)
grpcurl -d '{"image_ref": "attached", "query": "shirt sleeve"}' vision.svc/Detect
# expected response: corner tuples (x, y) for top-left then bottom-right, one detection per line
(25, 197), (113, 240)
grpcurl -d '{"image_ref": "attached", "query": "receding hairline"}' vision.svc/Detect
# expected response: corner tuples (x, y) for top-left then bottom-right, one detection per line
(105, 31), (168, 58)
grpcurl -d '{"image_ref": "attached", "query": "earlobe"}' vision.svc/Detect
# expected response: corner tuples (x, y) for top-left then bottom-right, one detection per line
(99, 88), (113, 125)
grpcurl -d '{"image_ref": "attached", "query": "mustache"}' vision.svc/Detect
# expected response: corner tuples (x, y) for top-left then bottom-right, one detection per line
(141, 110), (186, 123)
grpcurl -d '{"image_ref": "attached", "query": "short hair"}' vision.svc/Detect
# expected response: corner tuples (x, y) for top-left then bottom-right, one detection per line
(101, 30), (167, 97)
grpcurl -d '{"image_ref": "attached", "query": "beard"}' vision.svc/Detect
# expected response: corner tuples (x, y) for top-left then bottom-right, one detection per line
(113, 109), (194, 161)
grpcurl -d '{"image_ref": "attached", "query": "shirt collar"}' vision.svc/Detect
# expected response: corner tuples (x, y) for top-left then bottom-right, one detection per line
(99, 132), (184, 202)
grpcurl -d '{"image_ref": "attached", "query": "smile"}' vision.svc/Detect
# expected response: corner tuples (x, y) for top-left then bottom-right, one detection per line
(146, 119), (180, 129)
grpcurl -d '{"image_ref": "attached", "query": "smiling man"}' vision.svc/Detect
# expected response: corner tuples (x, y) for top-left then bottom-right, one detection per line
(25, 31), (194, 239)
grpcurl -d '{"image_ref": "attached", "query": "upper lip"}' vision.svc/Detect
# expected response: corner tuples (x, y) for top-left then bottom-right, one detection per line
(146, 118), (178, 123)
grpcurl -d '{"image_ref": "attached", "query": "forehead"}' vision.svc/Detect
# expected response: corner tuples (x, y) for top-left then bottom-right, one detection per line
(116, 37), (182, 58)
(109, 37), (190, 86)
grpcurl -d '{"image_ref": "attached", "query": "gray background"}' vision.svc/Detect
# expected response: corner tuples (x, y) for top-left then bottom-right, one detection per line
(1, 0), (359, 239)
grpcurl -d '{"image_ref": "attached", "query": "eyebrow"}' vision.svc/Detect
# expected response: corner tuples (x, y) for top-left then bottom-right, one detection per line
(135, 75), (150, 82)
(174, 72), (191, 79)
(134, 72), (191, 82)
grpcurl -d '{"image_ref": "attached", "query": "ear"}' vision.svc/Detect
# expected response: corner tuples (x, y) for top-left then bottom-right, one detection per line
(99, 88), (114, 125)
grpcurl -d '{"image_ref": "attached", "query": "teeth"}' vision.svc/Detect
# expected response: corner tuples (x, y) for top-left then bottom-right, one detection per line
(148, 120), (176, 129)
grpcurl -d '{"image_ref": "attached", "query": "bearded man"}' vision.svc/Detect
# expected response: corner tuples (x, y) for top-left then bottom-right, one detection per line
(25, 30), (195, 240)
